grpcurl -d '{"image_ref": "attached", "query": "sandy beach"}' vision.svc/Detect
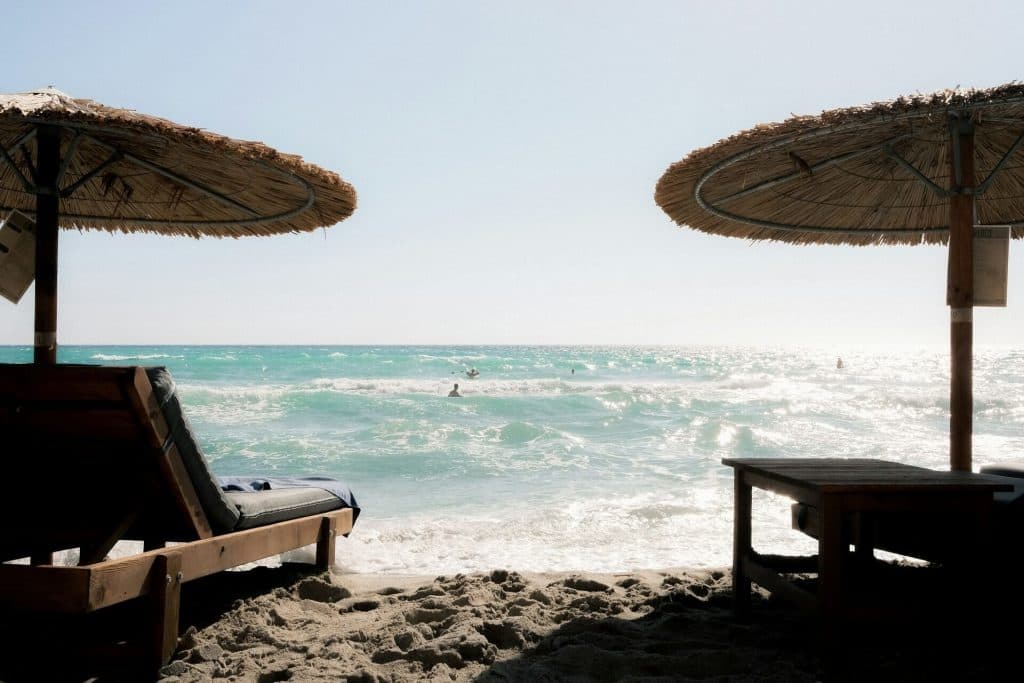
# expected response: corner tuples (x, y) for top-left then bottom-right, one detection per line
(138, 562), (1004, 682)
(0, 557), (1013, 681)
(152, 565), (807, 682)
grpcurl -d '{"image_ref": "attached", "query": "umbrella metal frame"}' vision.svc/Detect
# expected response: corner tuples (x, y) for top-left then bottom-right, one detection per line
(2, 123), (318, 228)
(3, 122), (324, 365)
(694, 105), (1024, 234)
(687, 105), (1024, 473)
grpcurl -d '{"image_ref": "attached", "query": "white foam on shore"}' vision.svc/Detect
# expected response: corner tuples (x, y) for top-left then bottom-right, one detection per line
(90, 352), (179, 361)
(336, 486), (816, 575)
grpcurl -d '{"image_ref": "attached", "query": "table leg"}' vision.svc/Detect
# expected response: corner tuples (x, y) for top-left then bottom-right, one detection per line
(959, 495), (995, 598)
(853, 512), (874, 567)
(733, 470), (752, 616)
(818, 496), (843, 620)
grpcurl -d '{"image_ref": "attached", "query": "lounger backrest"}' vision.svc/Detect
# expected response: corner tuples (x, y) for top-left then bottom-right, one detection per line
(0, 364), (234, 562)
(145, 368), (240, 532)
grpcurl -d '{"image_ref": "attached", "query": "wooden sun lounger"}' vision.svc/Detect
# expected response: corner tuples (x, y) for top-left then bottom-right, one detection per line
(0, 364), (356, 672)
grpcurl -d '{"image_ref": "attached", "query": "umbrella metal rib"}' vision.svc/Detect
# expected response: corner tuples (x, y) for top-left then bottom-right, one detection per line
(883, 145), (949, 198)
(976, 130), (1024, 195)
(58, 148), (122, 198)
(54, 131), (82, 187)
(0, 142), (33, 193)
(716, 134), (914, 206)
(80, 132), (262, 218)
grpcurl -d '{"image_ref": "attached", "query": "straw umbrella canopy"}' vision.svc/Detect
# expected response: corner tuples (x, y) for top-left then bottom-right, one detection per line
(655, 83), (1024, 473)
(0, 87), (357, 363)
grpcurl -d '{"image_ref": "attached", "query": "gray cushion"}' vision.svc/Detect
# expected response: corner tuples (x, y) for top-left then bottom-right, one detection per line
(227, 488), (344, 530)
(146, 367), (241, 533)
(980, 462), (1024, 479)
(978, 472), (1024, 507)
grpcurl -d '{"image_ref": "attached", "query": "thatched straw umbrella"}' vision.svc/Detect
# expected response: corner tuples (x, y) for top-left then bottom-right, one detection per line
(0, 87), (357, 363)
(656, 83), (1024, 473)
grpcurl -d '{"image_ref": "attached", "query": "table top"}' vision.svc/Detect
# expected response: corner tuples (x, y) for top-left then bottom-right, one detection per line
(722, 458), (1014, 494)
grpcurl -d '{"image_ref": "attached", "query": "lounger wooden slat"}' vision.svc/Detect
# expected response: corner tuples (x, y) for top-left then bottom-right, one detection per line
(0, 365), (129, 401)
(0, 564), (92, 612)
(3, 408), (140, 439)
(90, 508), (352, 611)
(0, 507), (354, 613)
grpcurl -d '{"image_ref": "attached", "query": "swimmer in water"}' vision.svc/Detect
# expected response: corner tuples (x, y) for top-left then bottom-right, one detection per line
(448, 383), (462, 397)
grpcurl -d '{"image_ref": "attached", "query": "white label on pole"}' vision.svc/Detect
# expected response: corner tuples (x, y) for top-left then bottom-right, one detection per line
(0, 210), (36, 304)
(951, 307), (973, 323)
(974, 225), (1009, 307)
(34, 331), (56, 348)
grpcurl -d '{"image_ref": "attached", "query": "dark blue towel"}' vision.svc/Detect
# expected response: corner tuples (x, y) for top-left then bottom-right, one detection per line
(219, 475), (360, 523)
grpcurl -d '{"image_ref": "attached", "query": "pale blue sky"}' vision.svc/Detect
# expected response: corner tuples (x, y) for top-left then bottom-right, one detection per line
(1, 1), (1022, 347)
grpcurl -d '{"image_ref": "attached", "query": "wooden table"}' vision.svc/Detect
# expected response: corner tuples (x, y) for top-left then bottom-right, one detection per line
(723, 458), (1012, 620)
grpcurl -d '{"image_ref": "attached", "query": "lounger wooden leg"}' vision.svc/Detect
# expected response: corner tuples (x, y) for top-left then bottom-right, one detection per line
(316, 516), (337, 572)
(30, 551), (53, 566)
(150, 552), (182, 671)
(80, 510), (140, 565)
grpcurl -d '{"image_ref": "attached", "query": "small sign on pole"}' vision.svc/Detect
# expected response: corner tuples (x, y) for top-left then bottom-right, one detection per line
(974, 225), (1010, 307)
(0, 211), (36, 304)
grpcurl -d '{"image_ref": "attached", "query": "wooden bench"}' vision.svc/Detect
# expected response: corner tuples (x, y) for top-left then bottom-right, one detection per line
(0, 363), (355, 672)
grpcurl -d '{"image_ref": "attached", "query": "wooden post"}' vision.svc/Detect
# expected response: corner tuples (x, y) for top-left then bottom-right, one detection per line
(33, 125), (61, 365)
(947, 116), (975, 472)
(150, 552), (182, 671)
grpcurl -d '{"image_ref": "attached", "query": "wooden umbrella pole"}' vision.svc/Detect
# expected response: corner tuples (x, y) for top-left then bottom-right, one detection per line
(33, 125), (61, 365)
(946, 116), (975, 472)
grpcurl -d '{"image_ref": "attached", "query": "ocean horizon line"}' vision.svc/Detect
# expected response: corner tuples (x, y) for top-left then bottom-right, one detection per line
(0, 341), (987, 351)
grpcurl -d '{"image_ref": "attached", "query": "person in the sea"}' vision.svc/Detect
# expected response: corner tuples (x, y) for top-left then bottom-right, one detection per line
(466, 368), (479, 378)
(836, 357), (844, 369)
(448, 383), (462, 397)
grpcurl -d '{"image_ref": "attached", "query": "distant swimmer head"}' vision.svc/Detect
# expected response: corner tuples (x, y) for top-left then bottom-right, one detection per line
(448, 383), (461, 397)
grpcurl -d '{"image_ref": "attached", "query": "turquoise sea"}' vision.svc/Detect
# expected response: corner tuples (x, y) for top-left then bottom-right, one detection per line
(2, 345), (1022, 574)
